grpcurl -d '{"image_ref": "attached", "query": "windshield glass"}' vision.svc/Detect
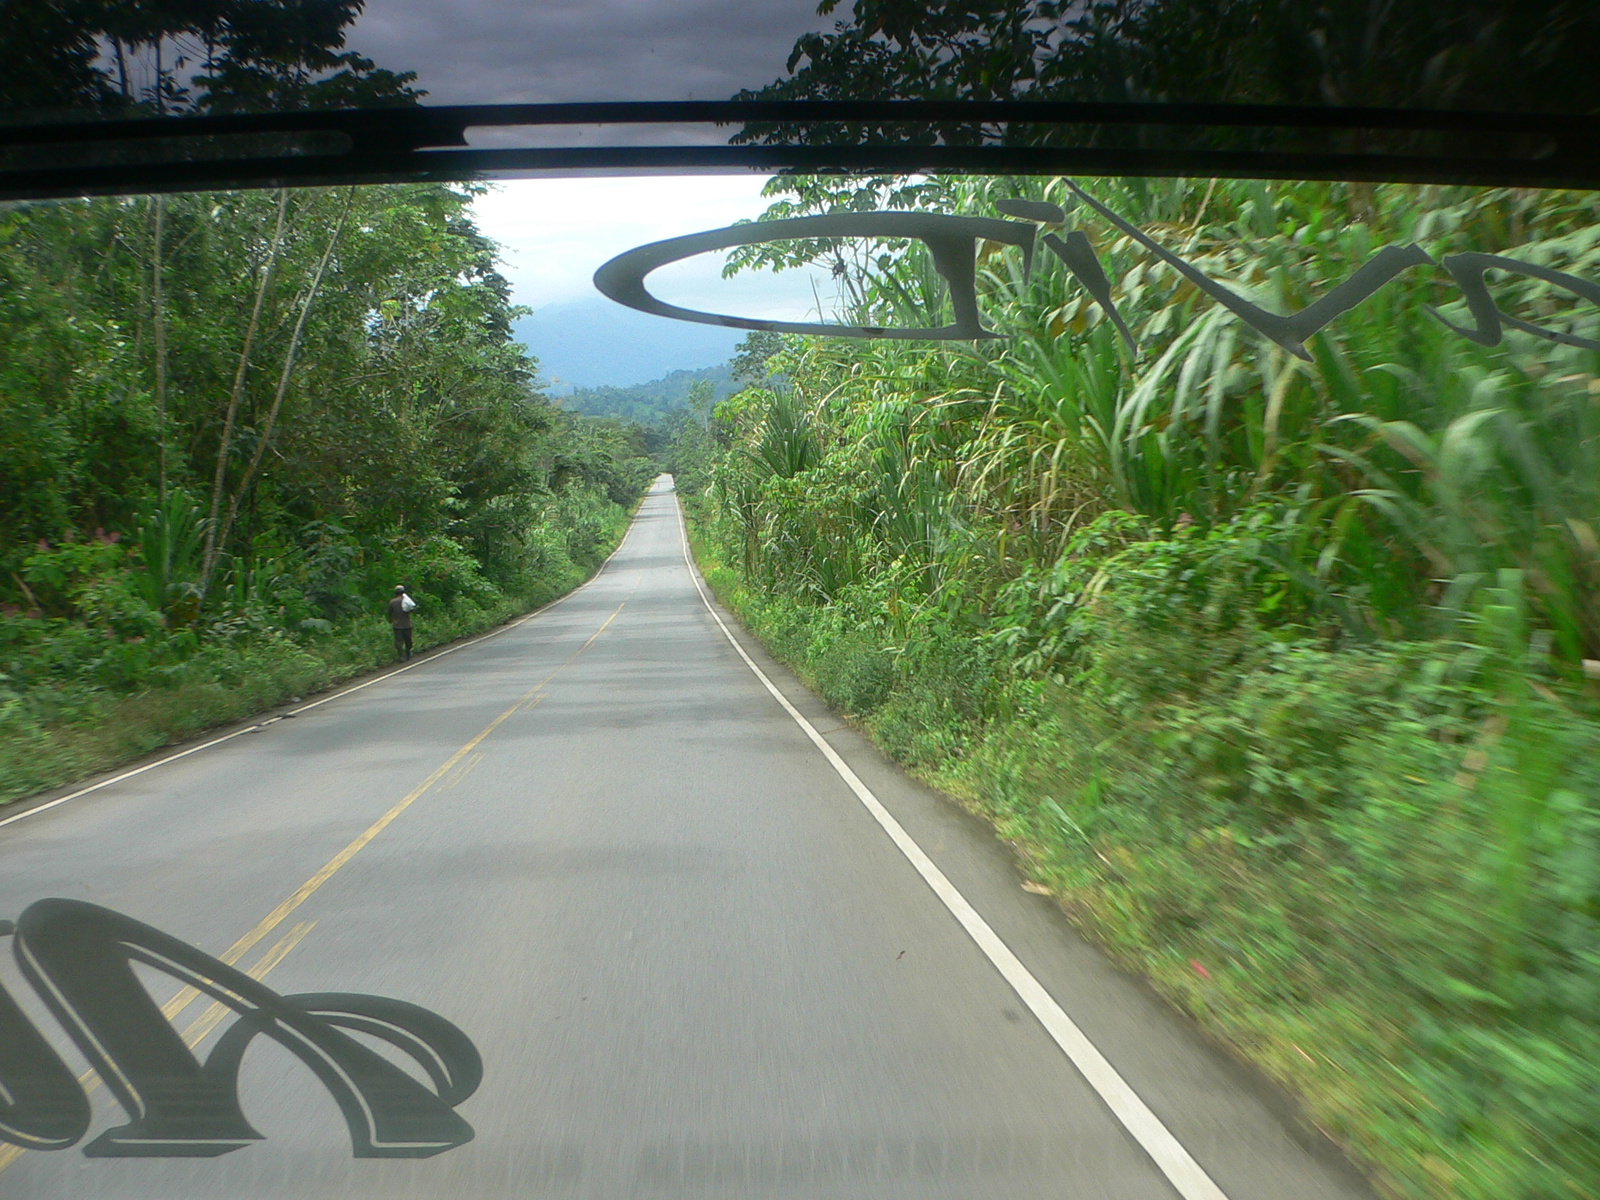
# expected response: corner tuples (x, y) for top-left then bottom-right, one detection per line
(1, 6), (1598, 1200)
(4, 2), (1599, 199)
(6, 0), (1599, 115)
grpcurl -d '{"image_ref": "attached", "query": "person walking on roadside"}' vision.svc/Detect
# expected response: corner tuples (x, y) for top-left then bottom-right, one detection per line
(388, 584), (415, 661)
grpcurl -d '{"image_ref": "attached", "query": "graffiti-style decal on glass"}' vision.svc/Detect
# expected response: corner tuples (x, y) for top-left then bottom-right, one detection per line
(595, 211), (1034, 340)
(599, 182), (1600, 353)
(1428, 251), (1600, 351)
(0, 899), (481, 1160)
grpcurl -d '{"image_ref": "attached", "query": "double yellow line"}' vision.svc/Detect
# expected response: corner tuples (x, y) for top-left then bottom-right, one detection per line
(0, 596), (629, 1176)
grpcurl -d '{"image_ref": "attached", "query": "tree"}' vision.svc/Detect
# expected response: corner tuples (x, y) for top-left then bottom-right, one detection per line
(0, 0), (117, 113)
(0, 0), (420, 118)
(730, 332), (783, 390)
(734, 1), (1600, 150)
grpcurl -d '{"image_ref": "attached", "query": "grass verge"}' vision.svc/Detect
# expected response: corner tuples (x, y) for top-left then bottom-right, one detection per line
(684, 519), (1600, 1200)
(0, 510), (634, 811)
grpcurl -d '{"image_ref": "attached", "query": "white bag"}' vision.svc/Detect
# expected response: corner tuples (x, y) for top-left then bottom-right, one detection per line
(400, 594), (416, 612)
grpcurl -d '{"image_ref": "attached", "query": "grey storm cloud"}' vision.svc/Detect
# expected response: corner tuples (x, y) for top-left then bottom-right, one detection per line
(346, 0), (826, 105)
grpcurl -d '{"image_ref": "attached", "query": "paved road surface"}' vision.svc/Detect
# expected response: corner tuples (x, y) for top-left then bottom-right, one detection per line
(0, 478), (1374, 1200)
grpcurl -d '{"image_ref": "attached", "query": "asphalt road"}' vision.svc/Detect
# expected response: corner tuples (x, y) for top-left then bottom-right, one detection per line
(0, 478), (1375, 1200)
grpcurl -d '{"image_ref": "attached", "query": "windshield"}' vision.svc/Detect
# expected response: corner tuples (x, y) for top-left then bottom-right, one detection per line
(1, 6), (1598, 1200)
(7, 0), (1599, 113)
(4, 1), (1599, 198)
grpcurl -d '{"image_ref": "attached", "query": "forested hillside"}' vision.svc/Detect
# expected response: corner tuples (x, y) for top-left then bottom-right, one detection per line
(0, 184), (652, 802)
(561, 363), (736, 425)
(678, 177), (1600, 1200)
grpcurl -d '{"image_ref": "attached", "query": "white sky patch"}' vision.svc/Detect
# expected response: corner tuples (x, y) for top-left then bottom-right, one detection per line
(471, 175), (840, 321)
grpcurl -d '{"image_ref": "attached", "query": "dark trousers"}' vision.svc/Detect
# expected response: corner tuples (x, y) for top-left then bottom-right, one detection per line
(393, 626), (413, 659)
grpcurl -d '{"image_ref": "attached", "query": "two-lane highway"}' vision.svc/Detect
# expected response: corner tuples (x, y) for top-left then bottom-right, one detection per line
(0, 478), (1374, 1199)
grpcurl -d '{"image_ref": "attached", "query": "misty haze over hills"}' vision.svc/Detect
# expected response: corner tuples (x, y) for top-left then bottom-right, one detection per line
(514, 297), (742, 392)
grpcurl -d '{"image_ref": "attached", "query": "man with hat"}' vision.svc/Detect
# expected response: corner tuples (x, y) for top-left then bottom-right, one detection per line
(387, 584), (415, 661)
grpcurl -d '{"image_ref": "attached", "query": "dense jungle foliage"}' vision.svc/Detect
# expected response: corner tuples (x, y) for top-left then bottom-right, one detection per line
(0, 184), (652, 803)
(678, 177), (1600, 1200)
(737, 0), (1600, 117)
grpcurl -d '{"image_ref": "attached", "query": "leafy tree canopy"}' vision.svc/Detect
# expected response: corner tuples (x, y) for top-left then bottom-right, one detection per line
(736, 1), (1600, 148)
(0, 0), (420, 116)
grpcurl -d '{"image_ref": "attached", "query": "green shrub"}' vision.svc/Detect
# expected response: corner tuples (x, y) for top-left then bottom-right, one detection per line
(690, 499), (1600, 1200)
(812, 632), (894, 714)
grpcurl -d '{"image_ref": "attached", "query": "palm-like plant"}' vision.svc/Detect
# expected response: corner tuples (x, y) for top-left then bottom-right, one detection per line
(135, 490), (208, 624)
(713, 173), (1600, 660)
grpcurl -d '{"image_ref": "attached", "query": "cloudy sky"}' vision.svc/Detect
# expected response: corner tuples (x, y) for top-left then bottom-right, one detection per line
(352, 2), (844, 342)
(347, 0), (824, 104)
(471, 174), (838, 321)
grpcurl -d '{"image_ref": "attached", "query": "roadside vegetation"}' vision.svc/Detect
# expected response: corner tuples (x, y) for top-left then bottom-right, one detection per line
(676, 177), (1600, 1200)
(0, 184), (652, 805)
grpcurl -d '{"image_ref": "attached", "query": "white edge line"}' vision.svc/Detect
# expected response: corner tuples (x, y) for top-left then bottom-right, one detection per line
(0, 496), (644, 834)
(672, 491), (1230, 1200)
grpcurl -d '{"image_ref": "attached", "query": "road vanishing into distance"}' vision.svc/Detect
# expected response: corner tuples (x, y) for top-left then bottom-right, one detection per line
(0, 479), (1375, 1200)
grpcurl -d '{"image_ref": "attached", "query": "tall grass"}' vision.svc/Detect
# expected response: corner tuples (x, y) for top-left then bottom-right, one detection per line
(691, 175), (1600, 1199)
(731, 177), (1600, 656)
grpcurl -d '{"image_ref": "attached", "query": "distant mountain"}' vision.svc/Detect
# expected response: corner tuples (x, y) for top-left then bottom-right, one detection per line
(514, 296), (743, 391)
(560, 364), (739, 426)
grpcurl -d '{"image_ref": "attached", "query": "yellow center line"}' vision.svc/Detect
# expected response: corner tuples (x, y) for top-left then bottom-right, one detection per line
(0, 594), (630, 1175)
(178, 920), (318, 1049)
(161, 595), (627, 1025)
(438, 751), (486, 793)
